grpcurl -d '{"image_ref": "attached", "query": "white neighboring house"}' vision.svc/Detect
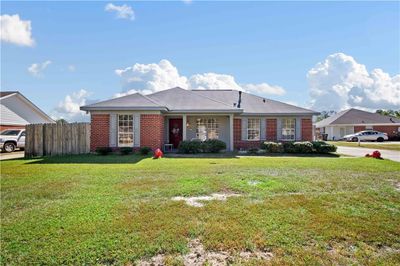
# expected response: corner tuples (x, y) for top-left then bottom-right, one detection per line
(315, 108), (400, 141)
(0, 91), (54, 131)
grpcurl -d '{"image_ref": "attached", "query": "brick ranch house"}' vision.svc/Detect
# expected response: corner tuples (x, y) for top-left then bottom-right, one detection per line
(315, 108), (400, 141)
(80, 87), (319, 152)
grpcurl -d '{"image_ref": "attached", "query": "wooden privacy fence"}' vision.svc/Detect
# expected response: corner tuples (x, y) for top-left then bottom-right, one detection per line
(25, 122), (91, 158)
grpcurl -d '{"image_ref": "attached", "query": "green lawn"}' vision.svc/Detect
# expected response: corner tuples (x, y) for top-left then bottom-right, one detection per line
(1, 155), (400, 265)
(328, 141), (400, 151)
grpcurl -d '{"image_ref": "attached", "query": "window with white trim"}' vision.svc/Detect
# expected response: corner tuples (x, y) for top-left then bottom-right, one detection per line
(247, 118), (260, 140)
(196, 118), (219, 141)
(281, 118), (296, 140)
(118, 114), (133, 147)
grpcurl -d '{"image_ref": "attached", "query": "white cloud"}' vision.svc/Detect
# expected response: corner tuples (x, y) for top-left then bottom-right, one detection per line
(0, 14), (34, 46)
(115, 59), (188, 96)
(114, 59), (286, 97)
(242, 83), (286, 96)
(28, 60), (51, 77)
(68, 65), (76, 72)
(188, 73), (243, 91)
(308, 53), (400, 111)
(105, 3), (134, 20)
(52, 89), (91, 122)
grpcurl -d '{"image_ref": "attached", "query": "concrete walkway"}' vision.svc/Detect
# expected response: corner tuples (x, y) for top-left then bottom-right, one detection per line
(0, 151), (24, 161)
(337, 146), (400, 162)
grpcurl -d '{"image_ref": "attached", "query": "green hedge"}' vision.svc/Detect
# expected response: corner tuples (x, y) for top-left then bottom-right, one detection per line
(178, 139), (226, 154)
(260, 141), (336, 154)
(95, 147), (112, 155)
(119, 147), (133, 155)
(139, 146), (152, 155)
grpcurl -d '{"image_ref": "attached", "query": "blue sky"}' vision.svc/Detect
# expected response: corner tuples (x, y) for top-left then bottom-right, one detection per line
(1, 1), (399, 121)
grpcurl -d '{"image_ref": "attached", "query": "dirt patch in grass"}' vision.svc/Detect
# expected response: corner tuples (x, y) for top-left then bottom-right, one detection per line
(172, 192), (241, 207)
(137, 238), (273, 265)
(394, 182), (400, 192)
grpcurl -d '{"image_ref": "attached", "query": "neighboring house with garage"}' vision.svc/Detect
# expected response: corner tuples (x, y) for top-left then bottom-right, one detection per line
(81, 87), (319, 152)
(315, 108), (400, 141)
(0, 91), (54, 131)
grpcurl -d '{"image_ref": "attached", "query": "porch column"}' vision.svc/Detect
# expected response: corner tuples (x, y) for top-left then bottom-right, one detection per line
(229, 114), (234, 151)
(182, 114), (187, 141)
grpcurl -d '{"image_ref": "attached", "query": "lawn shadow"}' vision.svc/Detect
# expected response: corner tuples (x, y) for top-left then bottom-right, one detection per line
(24, 154), (149, 164)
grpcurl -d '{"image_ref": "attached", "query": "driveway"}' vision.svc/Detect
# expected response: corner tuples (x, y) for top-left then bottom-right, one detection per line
(337, 146), (400, 162)
(0, 151), (24, 161)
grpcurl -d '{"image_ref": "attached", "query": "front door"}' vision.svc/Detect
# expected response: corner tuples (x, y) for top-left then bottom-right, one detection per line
(169, 118), (183, 148)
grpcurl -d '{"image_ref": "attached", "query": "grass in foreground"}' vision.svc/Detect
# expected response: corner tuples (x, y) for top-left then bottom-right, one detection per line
(329, 141), (400, 151)
(1, 154), (400, 265)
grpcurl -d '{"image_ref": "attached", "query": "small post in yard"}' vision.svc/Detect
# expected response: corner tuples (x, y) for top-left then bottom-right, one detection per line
(358, 137), (361, 147)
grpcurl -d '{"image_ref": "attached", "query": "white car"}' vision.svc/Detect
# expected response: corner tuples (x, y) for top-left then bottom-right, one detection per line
(0, 129), (26, 152)
(343, 130), (388, 142)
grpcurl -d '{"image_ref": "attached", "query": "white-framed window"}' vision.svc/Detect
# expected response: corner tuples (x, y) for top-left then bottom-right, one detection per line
(118, 114), (133, 147)
(247, 118), (260, 140)
(196, 118), (219, 141)
(281, 118), (296, 140)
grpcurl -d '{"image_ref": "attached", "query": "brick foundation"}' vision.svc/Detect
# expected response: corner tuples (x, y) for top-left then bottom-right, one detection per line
(301, 118), (313, 141)
(266, 119), (277, 141)
(0, 125), (25, 132)
(90, 114), (110, 152)
(140, 114), (164, 150)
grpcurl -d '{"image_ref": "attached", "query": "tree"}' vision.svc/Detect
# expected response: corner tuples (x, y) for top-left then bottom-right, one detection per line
(316, 110), (336, 122)
(376, 109), (400, 118)
(56, 118), (68, 124)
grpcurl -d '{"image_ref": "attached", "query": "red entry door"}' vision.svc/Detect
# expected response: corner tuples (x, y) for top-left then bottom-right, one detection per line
(169, 118), (183, 148)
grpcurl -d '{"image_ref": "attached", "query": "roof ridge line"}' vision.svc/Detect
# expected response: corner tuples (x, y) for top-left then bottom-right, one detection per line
(140, 93), (167, 108)
(190, 89), (239, 108)
(329, 108), (353, 124)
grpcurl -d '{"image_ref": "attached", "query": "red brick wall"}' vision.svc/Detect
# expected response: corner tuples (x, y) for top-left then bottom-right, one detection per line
(372, 125), (400, 138)
(90, 114), (110, 152)
(354, 126), (366, 133)
(233, 118), (264, 150)
(301, 118), (313, 141)
(140, 114), (164, 150)
(266, 119), (277, 141)
(0, 125), (25, 132)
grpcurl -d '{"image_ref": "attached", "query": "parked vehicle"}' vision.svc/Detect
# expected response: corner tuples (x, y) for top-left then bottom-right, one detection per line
(343, 130), (388, 142)
(0, 129), (26, 152)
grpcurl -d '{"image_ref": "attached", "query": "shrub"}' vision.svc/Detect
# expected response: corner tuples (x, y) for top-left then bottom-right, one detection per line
(261, 142), (284, 153)
(178, 140), (203, 154)
(202, 139), (226, 153)
(139, 146), (152, 155)
(311, 141), (337, 153)
(119, 147), (133, 155)
(293, 142), (314, 153)
(282, 142), (296, 153)
(247, 148), (259, 155)
(95, 147), (112, 155)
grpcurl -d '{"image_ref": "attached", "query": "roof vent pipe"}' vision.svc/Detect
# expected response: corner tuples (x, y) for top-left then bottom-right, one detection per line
(237, 91), (242, 108)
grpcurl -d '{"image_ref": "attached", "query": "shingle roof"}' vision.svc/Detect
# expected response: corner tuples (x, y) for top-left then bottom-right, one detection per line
(80, 93), (167, 111)
(146, 88), (241, 112)
(0, 91), (18, 98)
(315, 108), (400, 128)
(192, 90), (318, 115)
(81, 87), (319, 115)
